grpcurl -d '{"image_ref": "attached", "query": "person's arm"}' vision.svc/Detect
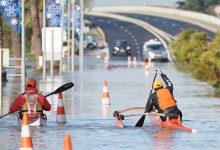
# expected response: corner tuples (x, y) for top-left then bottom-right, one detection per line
(38, 95), (51, 111)
(156, 69), (173, 94)
(10, 95), (25, 112)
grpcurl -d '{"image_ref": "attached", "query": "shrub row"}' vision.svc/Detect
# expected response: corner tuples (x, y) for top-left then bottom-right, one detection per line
(171, 29), (220, 94)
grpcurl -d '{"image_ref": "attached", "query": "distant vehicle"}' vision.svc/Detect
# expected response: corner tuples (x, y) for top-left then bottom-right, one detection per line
(143, 39), (168, 62)
(84, 35), (98, 50)
(112, 39), (131, 56)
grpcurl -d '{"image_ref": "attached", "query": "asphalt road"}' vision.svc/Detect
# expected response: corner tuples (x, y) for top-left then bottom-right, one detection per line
(85, 15), (156, 60)
(119, 13), (215, 39)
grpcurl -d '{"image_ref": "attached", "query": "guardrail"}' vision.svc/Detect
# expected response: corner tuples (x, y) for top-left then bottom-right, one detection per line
(89, 6), (220, 33)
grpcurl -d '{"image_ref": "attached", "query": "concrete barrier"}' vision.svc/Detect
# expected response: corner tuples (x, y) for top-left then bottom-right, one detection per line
(89, 6), (220, 33)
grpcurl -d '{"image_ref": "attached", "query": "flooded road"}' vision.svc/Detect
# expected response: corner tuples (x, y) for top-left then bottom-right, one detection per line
(0, 59), (220, 150)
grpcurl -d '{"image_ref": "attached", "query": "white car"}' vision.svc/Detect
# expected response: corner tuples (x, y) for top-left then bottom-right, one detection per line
(143, 39), (168, 62)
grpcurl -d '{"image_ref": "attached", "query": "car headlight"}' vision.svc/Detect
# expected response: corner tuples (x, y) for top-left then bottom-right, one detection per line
(149, 51), (155, 58)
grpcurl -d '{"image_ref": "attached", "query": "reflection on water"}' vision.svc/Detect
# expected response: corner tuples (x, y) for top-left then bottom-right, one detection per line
(0, 60), (220, 149)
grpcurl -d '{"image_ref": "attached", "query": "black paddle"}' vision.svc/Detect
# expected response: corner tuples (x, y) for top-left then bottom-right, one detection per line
(135, 73), (157, 127)
(0, 82), (74, 119)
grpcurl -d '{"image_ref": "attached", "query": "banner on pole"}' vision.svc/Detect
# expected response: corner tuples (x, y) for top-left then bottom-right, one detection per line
(46, 0), (61, 27)
(0, 0), (21, 33)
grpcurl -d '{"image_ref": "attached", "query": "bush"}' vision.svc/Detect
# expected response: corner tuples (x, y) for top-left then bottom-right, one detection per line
(171, 29), (220, 92)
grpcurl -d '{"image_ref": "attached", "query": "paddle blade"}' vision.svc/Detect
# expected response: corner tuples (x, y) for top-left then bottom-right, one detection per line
(135, 115), (146, 127)
(53, 82), (74, 95)
(45, 82), (74, 97)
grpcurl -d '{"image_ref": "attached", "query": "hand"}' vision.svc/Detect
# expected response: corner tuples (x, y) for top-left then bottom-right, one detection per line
(119, 114), (124, 120)
(156, 69), (162, 74)
(113, 111), (120, 117)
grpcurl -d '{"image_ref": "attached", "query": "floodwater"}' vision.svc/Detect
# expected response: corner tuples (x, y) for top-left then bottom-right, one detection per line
(0, 59), (220, 150)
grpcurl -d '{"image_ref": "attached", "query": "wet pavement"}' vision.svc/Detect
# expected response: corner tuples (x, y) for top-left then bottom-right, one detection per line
(0, 58), (220, 150)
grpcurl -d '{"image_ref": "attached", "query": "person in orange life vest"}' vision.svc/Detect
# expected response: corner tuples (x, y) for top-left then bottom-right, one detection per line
(10, 78), (51, 119)
(145, 69), (182, 121)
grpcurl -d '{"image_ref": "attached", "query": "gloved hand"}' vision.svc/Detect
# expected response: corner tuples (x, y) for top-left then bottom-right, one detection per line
(113, 111), (120, 117)
(119, 114), (124, 120)
(156, 69), (162, 74)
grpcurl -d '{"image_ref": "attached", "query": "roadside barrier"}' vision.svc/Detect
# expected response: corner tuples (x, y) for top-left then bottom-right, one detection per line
(56, 92), (66, 123)
(63, 134), (73, 150)
(102, 80), (111, 106)
(20, 113), (33, 150)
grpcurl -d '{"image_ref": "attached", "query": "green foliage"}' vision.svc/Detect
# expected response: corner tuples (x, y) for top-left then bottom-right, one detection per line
(177, 0), (220, 14)
(171, 29), (220, 91)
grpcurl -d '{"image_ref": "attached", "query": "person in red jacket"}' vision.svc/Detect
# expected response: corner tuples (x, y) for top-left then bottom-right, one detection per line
(10, 78), (51, 119)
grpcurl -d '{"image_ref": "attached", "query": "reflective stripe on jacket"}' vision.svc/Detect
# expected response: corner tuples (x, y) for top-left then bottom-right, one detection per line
(21, 93), (43, 115)
(156, 88), (176, 110)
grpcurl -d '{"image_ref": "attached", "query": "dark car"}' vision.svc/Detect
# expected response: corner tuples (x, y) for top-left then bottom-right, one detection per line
(112, 39), (131, 56)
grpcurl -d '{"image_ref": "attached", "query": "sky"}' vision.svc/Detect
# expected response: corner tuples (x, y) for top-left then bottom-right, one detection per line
(91, 0), (182, 7)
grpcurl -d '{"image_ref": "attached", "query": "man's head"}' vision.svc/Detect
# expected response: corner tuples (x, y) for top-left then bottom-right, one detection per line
(26, 78), (37, 88)
(153, 80), (163, 90)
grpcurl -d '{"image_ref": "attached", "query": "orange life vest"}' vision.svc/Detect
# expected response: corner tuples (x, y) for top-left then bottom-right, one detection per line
(21, 93), (43, 116)
(156, 88), (176, 110)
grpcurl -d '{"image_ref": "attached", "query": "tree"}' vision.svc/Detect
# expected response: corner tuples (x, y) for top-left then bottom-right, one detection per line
(177, 0), (220, 14)
(30, 0), (42, 57)
(0, 13), (3, 48)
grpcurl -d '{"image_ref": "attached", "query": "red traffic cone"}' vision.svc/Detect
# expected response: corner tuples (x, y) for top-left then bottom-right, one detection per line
(20, 113), (33, 150)
(56, 93), (66, 123)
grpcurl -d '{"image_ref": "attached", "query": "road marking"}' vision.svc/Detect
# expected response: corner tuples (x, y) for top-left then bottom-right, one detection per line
(114, 23), (118, 26)
(128, 32), (132, 35)
(99, 19), (103, 22)
(172, 24), (176, 27)
(132, 35), (135, 38)
(108, 21), (111, 24)
(134, 38), (137, 42)
(120, 26), (124, 29)
(124, 29), (128, 32)
(135, 42), (139, 46)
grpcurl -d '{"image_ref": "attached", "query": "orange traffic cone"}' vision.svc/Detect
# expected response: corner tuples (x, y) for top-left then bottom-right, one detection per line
(102, 80), (110, 106)
(56, 92), (66, 123)
(20, 113), (33, 150)
(63, 134), (73, 150)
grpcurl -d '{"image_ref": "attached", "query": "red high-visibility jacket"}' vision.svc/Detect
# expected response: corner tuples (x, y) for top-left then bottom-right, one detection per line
(10, 87), (51, 113)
